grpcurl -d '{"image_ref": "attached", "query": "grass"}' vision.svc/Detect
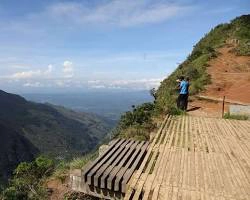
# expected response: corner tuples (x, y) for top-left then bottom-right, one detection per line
(224, 113), (249, 120)
(52, 161), (70, 183)
(51, 152), (98, 184)
(70, 155), (95, 170)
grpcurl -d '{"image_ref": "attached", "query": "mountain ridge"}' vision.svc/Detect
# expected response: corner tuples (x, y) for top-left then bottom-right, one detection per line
(0, 90), (114, 184)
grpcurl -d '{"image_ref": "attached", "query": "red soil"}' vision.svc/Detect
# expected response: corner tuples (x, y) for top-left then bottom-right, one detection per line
(202, 46), (250, 103)
(189, 46), (250, 117)
(47, 178), (70, 200)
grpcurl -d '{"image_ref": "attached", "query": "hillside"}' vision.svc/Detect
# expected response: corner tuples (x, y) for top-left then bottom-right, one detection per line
(155, 14), (250, 115)
(190, 44), (250, 117)
(0, 90), (114, 184)
(201, 45), (250, 102)
(0, 123), (38, 187)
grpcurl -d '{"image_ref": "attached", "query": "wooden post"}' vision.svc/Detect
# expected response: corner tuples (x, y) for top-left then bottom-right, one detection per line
(222, 96), (225, 118)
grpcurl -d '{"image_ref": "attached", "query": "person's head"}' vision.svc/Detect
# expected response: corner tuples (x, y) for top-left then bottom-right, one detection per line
(179, 76), (184, 81)
(186, 77), (190, 82)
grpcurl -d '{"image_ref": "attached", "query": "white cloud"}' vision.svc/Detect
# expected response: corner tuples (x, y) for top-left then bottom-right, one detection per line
(63, 60), (74, 78)
(23, 82), (43, 87)
(47, 1), (191, 27)
(46, 64), (53, 74)
(3, 74), (164, 90)
(55, 80), (65, 87)
(9, 64), (53, 79)
(87, 80), (101, 84)
(110, 78), (163, 89)
(87, 78), (164, 90)
(11, 70), (42, 79)
(91, 85), (106, 89)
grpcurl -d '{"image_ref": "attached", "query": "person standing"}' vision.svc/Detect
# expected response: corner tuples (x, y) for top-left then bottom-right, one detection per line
(176, 76), (189, 110)
(184, 77), (190, 110)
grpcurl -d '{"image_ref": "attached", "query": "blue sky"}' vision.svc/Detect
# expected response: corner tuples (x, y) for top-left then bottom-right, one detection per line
(0, 0), (249, 93)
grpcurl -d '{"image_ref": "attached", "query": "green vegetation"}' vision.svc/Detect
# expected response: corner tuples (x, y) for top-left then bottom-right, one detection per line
(231, 15), (250, 56)
(52, 152), (98, 184)
(114, 103), (156, 140)
(69, 153), (98, 170)
(1, 153), (97, 200)
(1, 156), (54, 200)
(224, 113), (249, 120)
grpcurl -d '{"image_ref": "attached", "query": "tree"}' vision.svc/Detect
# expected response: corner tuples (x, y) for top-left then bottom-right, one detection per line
(1, 156), (54, 200)
(150, 88), (157, 100)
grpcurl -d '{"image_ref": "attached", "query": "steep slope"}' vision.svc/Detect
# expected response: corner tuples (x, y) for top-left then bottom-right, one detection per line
(0, 90), (114, 184)
(155, 14), (250, 114)
(201, 45), (250, 103)
(0, 123), (38, 185)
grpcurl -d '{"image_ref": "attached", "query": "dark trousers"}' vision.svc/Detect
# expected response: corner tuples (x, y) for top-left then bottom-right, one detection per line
(177, 94), (188, 110)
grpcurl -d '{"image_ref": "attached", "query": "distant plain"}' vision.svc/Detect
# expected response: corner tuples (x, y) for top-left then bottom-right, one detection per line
(23, 90), (153, 121)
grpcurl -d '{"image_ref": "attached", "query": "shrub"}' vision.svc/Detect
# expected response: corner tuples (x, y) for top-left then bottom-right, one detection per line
(1, 156), (54, 200)
(70, 157), (91, 170)
(52, 161), (70, 183)
(115, 103), (156, 140)
(119, 103), (155, 129)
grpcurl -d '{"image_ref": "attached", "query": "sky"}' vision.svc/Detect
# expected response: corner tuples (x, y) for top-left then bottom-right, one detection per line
(0, 0), (249, 93)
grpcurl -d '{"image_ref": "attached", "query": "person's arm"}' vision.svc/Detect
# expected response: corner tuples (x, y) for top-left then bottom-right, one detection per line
(177, 81), (183, 90)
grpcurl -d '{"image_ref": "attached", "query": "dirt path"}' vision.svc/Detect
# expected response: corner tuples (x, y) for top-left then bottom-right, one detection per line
(189, 46), (250, 117)
(203, 46), (250, 102)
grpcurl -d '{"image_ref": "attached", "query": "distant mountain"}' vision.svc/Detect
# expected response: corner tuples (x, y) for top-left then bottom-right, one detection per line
(0, 90), (114, 184)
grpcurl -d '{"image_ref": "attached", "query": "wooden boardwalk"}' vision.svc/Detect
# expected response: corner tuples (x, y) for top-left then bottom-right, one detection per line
(77, 139), (149, 199)
(125, 115), (250, 200)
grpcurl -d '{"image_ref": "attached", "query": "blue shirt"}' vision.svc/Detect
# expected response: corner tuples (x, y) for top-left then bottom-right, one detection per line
(180, 80), (189, 94)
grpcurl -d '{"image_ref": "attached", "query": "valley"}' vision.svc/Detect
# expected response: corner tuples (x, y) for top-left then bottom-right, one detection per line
(0, 90), (115, 185)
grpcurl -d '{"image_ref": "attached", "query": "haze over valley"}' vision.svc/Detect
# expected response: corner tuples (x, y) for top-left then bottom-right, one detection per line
(23, 90), (153, 120)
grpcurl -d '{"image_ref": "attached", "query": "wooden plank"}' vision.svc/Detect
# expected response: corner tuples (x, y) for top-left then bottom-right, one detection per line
(137, 117), (175, 200)
(142, 118), (175, 199)
(104, 140), (139, 189)
(214, 119), (249, 198)
(121, 142), (149, 193)
(122, 115), (250, 200)
(93, 139), (131, 187)
(135, 119), (172, 199)
(161, 120), (178, 190)
(99, 140), (137, 189)
(86, 139), (126, 185)
(82, 139), (120, 181)
(107, 141), (145, 190)
(210, 118), (239, 198)
(203, 119), (224, 196)
(124, 115), (170, 200)
(163, 119), (180, 188)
